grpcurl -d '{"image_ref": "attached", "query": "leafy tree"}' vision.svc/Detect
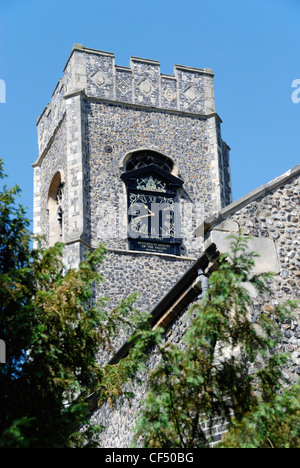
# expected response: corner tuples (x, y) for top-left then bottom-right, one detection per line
(219, 381), (300, 448)
(134, 235), (299, 448)
(0, 159), (150, 448)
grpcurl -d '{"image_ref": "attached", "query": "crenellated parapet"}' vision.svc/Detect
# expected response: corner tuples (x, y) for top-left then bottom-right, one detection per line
(36, 44), (216, 156)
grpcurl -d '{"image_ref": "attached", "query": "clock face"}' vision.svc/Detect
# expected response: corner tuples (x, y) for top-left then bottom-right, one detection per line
(128, 192), (177, 241)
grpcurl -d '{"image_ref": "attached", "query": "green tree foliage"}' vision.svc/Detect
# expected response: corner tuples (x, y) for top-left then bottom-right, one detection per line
(134, 235), (299, 448)
(0, 159), (150, 448)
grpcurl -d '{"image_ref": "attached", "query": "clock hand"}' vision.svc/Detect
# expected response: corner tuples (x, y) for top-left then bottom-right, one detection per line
(144, 204), (154, 215)
(134, 213), (155, 221)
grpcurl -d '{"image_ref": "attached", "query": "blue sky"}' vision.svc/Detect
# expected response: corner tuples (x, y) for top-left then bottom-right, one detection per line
(0, 0), (299, 227)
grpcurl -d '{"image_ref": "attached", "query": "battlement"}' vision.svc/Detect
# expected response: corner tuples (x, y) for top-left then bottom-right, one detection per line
(68, 43), (215, 112)
(36, 44), (216, 156)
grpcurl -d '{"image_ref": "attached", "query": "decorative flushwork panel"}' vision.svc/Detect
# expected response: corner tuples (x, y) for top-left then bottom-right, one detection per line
(36, 45), (216, 157)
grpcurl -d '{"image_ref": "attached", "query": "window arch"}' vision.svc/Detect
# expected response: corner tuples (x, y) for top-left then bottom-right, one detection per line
(125, 150), (174, 173)
(47, 171), (64, 246)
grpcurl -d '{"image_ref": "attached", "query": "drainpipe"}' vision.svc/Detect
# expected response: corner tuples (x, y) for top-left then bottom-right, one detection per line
(197, 268), (209, 300)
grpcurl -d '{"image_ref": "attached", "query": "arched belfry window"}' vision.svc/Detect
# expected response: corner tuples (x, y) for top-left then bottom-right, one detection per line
(125, 150), (174, 173)
(47, 171), (64, 246)
(121, 150), (183, 255)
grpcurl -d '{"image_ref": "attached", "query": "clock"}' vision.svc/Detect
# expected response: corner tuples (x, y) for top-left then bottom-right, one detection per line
(121, 163), (184, 255)
(128, 192), (176, 241)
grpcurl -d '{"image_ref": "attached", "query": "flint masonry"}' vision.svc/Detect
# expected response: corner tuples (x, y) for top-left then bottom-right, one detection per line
(33, 44), (299, 447)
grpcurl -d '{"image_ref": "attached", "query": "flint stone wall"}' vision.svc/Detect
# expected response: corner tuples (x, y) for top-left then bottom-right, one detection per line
(92, 168), (300, 448)
(204, 168), (300, 381)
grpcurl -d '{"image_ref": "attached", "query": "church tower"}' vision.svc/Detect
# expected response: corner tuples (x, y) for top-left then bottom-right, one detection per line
(32, 44), (231, 320)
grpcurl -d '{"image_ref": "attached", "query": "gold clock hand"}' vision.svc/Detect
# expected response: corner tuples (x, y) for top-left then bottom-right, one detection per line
(144, 204), (154, 215)
(134, 213), (155, 221)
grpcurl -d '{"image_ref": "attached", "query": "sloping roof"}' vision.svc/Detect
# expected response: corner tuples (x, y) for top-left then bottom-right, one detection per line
(88, 243), (220, 411)
(109, 242), (219, 365)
